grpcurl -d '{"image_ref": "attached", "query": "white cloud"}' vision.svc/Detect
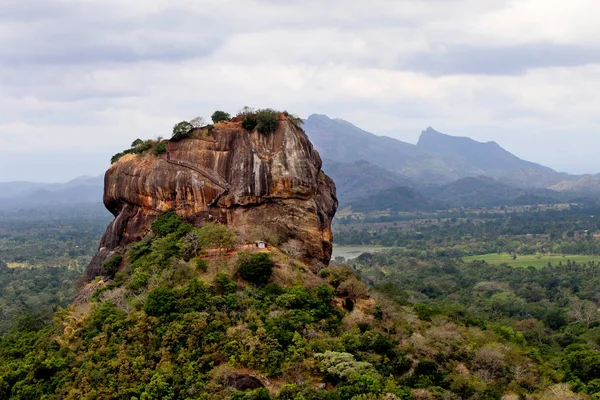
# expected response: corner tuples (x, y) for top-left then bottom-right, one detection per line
(1, 0), (600, 181)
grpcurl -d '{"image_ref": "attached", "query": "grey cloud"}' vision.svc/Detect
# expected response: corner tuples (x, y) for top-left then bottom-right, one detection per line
(402, 43), (600, 75)
(0, 2), (226, 67)
(3, 41), (221, 66)
(2, 0), (600, 181)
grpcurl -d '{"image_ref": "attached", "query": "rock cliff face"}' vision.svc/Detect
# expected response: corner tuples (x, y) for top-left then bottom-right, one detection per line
(85, 115), (337, 280)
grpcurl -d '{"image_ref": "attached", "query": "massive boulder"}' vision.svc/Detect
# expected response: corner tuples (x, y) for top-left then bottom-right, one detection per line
(85, 114), (337, 280)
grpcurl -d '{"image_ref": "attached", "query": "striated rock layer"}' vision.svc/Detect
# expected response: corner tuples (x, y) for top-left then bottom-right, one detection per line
(85, 116), (337, 280)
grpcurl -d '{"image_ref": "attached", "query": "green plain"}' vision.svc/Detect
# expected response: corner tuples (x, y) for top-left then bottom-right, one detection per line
(463, 253), (600, 269)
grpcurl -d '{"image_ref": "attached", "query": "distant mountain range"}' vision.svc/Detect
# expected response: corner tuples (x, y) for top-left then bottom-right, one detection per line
(304, 114), (575, 188)
(0, 176), (104, 209)
(303, 114), (600, 210)
(1, 114), (598, 212)
(321, 159), (414, 202)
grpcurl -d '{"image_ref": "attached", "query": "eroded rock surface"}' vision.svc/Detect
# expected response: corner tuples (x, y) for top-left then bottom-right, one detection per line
(85, 116), (337, 280)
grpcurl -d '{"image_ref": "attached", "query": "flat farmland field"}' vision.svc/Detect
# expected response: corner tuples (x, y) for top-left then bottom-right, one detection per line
(463, 253), (600, 269)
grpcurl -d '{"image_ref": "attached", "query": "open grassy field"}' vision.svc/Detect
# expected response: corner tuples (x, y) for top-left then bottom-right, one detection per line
(463, 253), (600, 269)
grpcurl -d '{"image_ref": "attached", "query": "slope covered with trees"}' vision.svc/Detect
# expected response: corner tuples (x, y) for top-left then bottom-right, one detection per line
(1, 211), (597, 399)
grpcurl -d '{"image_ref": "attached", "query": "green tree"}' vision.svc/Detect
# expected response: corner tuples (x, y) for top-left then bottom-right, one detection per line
(564, 349), (600, 383)
(101, 254), (123, 278)
(211, 110), (231, 123)
(153, 141), (167, 156)
(144, 286), (179, 317)
(236, 253), (273, 285)
(151, 211), (191, 238)
(172, 121), (193, 141)
(197, 223), (238, 250)
(255, 109), (279, 134)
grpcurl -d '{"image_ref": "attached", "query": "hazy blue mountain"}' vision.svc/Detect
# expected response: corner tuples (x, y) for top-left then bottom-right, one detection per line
(416, 128), (539, 174)
(304, 114), (416, 172)
(0, 181), (49, 198)
(0, 175), (104, 209)
(347, 175), (585, 212)
(303, 115), (575, 188)
(321, 159), (413, 205)
(348, 185), (437, 213)
(421, 176), (564, 208)
(417, 127), (573, 187)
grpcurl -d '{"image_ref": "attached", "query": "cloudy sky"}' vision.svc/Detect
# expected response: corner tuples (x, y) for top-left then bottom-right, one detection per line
(2, 0), (600, 182)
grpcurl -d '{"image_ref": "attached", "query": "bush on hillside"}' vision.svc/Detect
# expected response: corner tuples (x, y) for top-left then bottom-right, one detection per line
(151, 210), (192, 238)
(172, 121), (193, 141)
(101, 255), (123, 278)
(110, 151), (128, 164)
(196, 223), (238, 250)
(153, 140), (167, 156)
(236, 253), (273, 285)
(242, 114), (258, 131)
(211, 110), (231, 123)
(110, 138), (156, 163)
(255, 109), (279, 134)
(195, 258), (208, 272)
(144, 286), (179, 317)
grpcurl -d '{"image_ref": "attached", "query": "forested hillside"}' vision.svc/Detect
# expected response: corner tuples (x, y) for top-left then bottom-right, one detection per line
(2, 210), (599, 399)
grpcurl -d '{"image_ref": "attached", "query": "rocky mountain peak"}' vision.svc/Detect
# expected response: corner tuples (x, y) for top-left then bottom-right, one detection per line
(85, 114), (337, 280)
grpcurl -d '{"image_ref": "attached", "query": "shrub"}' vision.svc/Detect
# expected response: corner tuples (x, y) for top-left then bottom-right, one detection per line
(128, 239), (152, 264)
(197, 223), (238, 250)
(563, 349), (600, 383)
(151, 211), (191, 238)
(14, 313), (48, 333)
(255, 109), (279, 134)
(236, 253), (274, 285)
(179, 278), (213, 312)
(172, 121), (193, 141)
(153, 141), (167, 156)
(211, 110), (231, 123)
(132, 140), (152, 154)
(195, 258), (208, 272)
(87, 302), (125, 335)
(315, 351), (379, 382)
(337, 278), (369, 300)
(230, 387), (271, 400)
(111, 139), (155, 164)
(129, 270), (149, 291)
(242, 114), (258, 131)
(111, 152), (125, 164)
(213, 273), (237, 296)
(144, 286), (179, 317)
(111, 149), (134, 164)
(101, 255), (123, 278)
